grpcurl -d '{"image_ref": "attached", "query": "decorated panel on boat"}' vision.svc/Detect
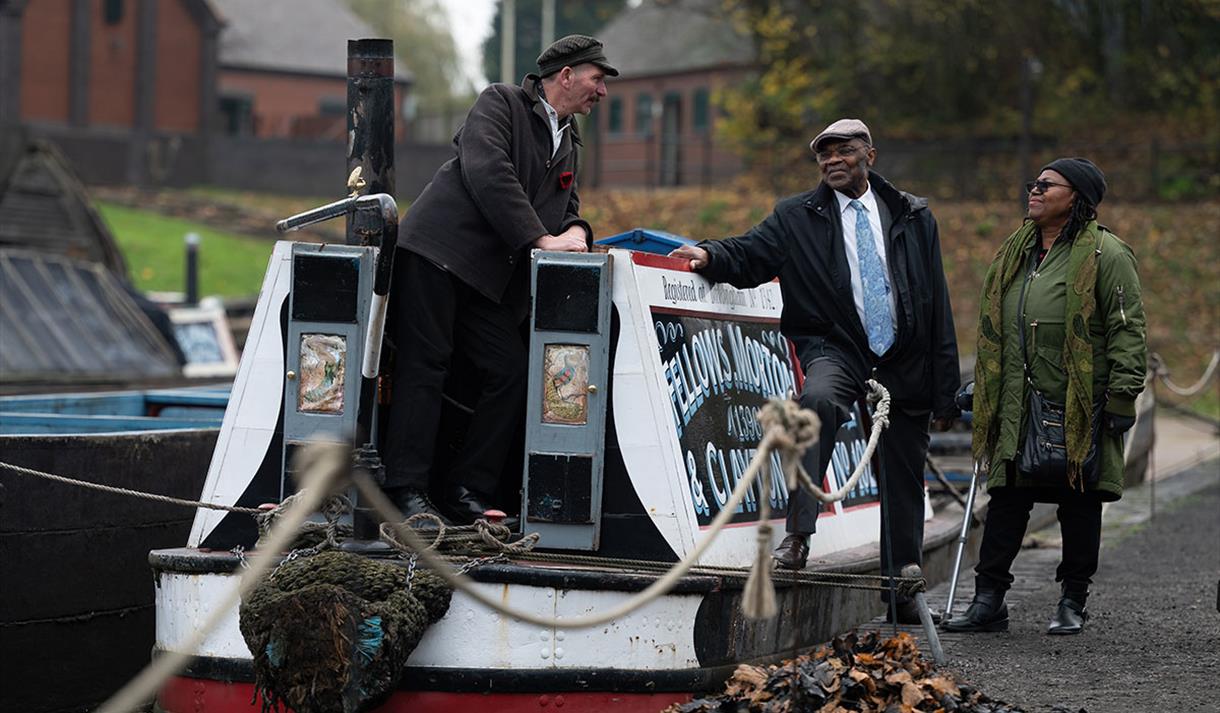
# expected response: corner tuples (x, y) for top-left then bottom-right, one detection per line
(610, 250), (883, 567)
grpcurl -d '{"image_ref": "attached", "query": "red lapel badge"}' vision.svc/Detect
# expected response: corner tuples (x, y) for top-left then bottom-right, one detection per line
(559, 171), (574, 189)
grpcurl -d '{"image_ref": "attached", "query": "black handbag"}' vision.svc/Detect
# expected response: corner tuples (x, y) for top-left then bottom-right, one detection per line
(1014, 251), (1102, 485)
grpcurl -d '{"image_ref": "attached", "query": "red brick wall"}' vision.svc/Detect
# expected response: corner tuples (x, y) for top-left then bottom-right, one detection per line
(87, 0), (138, 127)
(592, 67), (749, 187)
(219, 70), (348, 138)
(220, 69), (407, 140)
(154, 0), (200, 132)
(19, 0), (72, 123)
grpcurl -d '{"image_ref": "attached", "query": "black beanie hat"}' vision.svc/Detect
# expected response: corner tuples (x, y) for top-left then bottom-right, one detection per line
(1041, 157), (1107, 207)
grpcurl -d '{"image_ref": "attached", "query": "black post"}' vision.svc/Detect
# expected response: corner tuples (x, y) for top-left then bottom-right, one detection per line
(347, 39), (396, 541)
(346, 38), (396, 246)
(184, 233), (199, 306)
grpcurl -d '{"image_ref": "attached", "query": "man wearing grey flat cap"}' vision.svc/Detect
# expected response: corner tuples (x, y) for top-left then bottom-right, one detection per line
(670, 119), (960, 623)
(382, 35), (617, 526)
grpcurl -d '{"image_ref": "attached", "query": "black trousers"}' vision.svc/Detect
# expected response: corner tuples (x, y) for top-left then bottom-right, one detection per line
(381, 250), (527, 497)
(789, 358), (932, 599)
(974, 484), (1103, 595)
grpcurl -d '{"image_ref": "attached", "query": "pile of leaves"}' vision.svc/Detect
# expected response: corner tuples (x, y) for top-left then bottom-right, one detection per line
(666, 631), (1025, 713)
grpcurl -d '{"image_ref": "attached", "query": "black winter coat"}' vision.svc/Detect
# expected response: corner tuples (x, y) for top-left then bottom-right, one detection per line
(398, 75), (591, 313)
(698, 172), (960, 417)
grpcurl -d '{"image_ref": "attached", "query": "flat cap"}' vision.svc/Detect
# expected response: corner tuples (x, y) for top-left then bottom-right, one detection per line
(810, 118), (872, 152)
(537, 34), (619, 78)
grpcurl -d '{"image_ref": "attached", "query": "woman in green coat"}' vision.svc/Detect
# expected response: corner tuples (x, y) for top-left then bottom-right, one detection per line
(944, 158), (1146, 635)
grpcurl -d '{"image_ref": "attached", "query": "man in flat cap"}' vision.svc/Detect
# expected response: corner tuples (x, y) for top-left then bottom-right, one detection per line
(381, 35), (617, 525)
(669, 119), (960, 623)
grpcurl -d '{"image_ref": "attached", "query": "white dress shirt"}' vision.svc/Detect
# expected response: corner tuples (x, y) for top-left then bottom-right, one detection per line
(834, 187), (897, 333)
(539, 97), (569, 158)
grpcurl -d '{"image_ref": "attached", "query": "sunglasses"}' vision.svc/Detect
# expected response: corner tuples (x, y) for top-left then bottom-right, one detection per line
(1025, 179), (1073, 195)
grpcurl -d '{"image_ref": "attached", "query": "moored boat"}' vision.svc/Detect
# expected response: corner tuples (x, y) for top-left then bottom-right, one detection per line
(0, 387), (226, 713)
(149, 240), (950, 712)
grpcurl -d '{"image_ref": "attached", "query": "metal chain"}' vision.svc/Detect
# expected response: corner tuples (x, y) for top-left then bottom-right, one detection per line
(0, 460), (263, 515)
(453, 553), (509, 576)
(404, 554), (418, 591)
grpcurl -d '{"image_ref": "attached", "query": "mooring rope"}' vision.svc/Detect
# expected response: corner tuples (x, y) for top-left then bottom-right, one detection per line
(0, 460), (263, 515)
(348, 384), (891, 629)
(4, 381), (896, 634)
(781, 379), (891, 503)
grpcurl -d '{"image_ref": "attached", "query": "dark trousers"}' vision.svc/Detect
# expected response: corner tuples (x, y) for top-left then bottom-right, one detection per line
(381, 250), (527, 497)
(789, 358), (932, 602)
(975, 485), (1103, 595)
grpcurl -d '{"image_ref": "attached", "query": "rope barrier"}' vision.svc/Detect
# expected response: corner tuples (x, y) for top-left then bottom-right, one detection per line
(0, 460), (263, 515)
(1151, 350), (1220, 397)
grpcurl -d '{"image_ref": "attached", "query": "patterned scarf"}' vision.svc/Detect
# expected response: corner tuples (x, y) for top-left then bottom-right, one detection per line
(973, 220), (1101, 488)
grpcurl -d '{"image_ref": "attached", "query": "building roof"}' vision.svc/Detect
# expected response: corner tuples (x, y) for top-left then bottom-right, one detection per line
(208, 0), (412, 82)
(0, 251), (181, 386)
(0, 137), (127, 276)
(598, 0), (755, 78)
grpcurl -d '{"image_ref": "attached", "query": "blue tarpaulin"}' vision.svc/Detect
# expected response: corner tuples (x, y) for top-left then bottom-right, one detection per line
(594, 228), (696, 255)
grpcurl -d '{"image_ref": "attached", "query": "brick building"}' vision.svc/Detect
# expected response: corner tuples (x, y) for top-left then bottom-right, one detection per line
(0, 0), (220, 184)
(208, 0), (411, 140)
(0, 0), (430, 194)
(590, 0), (756, 188)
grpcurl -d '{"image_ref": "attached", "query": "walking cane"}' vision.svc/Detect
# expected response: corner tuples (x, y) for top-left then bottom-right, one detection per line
(942, 460), (979, 622)
(942, 380), (977, 623)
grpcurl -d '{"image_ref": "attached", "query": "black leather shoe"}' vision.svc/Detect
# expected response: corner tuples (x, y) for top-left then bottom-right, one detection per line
(438, 485), (500, 526)
(772, 534), (810, 570)
(387, 489), (450, 524)
(886, 600), (941, 625)
(1047, 595), (1088, 635)
(942, 589), (1008, 632)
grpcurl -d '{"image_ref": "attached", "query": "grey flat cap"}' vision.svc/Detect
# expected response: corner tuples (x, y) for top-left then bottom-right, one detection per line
(537, 34), (619, 78)
(810, 118), (872, 152)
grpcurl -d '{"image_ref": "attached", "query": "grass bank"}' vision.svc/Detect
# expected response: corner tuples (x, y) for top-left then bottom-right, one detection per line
(96, 202), (274, 298)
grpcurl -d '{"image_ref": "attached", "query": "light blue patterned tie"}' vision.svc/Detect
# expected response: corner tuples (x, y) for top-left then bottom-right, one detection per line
(850, 199), (895, 355)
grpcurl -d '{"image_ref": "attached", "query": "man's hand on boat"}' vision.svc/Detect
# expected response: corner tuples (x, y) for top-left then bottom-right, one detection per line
(534, 225), (590, 252)
(668, 245), (709, 271)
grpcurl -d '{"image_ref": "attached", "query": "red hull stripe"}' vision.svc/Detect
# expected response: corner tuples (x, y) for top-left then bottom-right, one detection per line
(631, 251), (690, 270)
(159, 675), (691, 712)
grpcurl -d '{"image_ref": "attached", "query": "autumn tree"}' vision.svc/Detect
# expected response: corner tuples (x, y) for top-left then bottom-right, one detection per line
(345, 0), (473, 113)
(717, 0), (1219, 170)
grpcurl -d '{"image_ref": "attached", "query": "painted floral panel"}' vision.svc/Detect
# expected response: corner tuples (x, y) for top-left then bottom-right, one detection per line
(542, 344), (589, 425)
(299, 334), (346, 414)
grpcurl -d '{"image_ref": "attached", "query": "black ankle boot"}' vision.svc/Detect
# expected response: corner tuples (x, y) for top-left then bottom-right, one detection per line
(1047, 588), (1088, 635)
(942, 588), (1008, 632)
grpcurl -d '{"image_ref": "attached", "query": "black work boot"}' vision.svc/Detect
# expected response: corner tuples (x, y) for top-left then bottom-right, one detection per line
(1047, 588), (1089, 635)
(942, 588), (1008, 632)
